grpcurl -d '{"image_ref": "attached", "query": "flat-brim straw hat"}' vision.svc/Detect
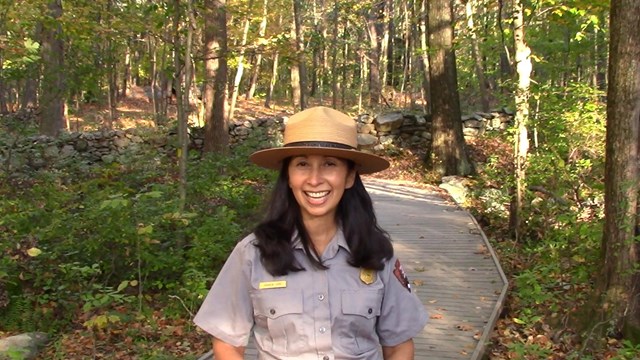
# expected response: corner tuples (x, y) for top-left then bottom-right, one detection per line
(250, 106), (389, 174)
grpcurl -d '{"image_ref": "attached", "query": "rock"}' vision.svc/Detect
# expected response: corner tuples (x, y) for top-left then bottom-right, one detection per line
(43, 145), (59, 159)
(357, 134), (378, 149)
(74, 139), (89, 152)
(440, 176), (469, 204)
(463, 127), (481, 137)
(375, 112), (404, 132)
(464, 119), (483, 129)
(359, 123), (375, 135)
(60, 145), (76, 158)
(113, 136), (131, 148)
(0, 332), (49, 360)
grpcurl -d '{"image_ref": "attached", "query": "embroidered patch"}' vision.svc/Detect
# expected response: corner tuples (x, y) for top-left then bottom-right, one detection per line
(393, 259), (411, 292)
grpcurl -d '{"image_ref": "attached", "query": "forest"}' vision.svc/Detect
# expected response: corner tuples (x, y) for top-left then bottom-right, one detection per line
(0, 0), (639, 358)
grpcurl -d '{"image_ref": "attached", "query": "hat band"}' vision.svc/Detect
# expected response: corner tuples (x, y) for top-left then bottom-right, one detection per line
(285, 141), (356, 150)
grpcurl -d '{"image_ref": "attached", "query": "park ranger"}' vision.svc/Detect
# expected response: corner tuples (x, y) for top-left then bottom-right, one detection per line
(194, 106), (428, 360)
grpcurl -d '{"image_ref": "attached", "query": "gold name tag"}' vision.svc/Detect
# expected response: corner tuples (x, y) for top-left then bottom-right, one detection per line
(259, 281), (287, 289)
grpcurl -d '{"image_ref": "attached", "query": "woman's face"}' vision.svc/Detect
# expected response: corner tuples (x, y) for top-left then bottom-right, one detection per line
(287, 155), (356, 223)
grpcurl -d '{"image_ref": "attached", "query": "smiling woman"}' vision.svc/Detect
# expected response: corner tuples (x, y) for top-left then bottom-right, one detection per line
(193, 106), (428, 360)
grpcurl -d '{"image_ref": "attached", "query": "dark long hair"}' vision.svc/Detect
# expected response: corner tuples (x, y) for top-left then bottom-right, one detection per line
(254, 157), (394, 276)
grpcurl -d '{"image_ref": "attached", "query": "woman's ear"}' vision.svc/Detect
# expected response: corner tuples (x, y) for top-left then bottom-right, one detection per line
(345, 169), (357, 189)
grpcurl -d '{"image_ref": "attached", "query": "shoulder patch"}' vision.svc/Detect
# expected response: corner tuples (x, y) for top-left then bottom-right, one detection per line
(393, 259), (411, 292)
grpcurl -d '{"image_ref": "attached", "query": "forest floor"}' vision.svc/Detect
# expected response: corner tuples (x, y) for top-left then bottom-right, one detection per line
(23, 88), (622, 359)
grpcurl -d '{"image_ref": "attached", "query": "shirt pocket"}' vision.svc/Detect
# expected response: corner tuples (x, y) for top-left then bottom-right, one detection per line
(252, 289), (307, 355)
(338, 289), (384, 354)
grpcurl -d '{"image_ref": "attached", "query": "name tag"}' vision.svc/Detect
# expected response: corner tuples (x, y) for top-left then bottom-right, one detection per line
(259, 281), (287, 289)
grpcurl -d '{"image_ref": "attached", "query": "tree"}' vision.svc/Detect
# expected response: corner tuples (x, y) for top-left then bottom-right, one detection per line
(509, 0), (533, 241)
(595, 0), (640, 342)
(228, 0), (254, 120)
(38, 0), (66, 136)
(291, 0), (308, 110)
(365, 1), (383, 107)
(203, 0), (230, 153)
(426, 0), (473, 176)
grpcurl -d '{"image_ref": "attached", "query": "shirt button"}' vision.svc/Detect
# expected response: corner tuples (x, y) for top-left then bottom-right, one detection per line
(318, 294), (325, 301)
(368, 308), (373, 314)
(323, 356), (330, 360)
(319, 326), (326, 334)
(269, 309), (276, 315)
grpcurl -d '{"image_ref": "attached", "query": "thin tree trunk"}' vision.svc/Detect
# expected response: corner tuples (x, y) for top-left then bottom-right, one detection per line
(509, 0), (532, 241)
(246, 0), (268, 100)
(466, 0), (489, 112)
(0, 52), (8, 113)
(228, 0), (253, 120)
(366, 2), (383, 107)
(292, 0), (308, 110)
(330, 0), (340, 109)
(417, 0), (431, 114)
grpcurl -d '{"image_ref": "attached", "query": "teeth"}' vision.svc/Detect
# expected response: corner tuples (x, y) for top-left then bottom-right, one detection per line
(306, 191), (329, 198)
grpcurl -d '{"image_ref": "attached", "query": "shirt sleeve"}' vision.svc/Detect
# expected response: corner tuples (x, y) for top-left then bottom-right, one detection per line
(193, 235), (255, 347)
(376, 256), (429, 347)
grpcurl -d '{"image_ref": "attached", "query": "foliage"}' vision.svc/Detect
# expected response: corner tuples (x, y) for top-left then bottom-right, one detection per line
(464, 79), (640, 357)
(0, 130), (274, 349)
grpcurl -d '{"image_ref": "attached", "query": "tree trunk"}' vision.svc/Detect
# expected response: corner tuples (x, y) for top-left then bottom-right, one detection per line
(0, 52), (8, 113)
(228, 0), (253, 121)
(426, 0), (473, 177)
(330, 0), (340, 109)
(245, 0), (268, 100)
(596, 0), (640, 342)
(509, 0), (532, 241)
(366, 2), (383, 107)
(39, 0), (66, 136)
(417, 0), (431, 114)
(292, 0), (308, 110)
(203, 0), (229, 153)
(465, 0), (489, 112)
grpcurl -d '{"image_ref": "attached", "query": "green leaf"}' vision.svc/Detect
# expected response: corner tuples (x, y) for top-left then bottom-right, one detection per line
(117, 280), (129, 292)
(26, 247), (42, 257)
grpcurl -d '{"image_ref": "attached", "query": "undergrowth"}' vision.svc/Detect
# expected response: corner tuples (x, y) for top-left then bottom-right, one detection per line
(466, 84), (637, 358)
(0, 129), (276, 357)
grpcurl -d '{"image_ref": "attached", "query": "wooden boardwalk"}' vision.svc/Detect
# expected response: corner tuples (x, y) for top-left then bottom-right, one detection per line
(198, 178), (508, 360)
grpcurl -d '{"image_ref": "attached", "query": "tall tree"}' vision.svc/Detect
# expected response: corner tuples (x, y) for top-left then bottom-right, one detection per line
(245, 0), (268, 100)
(203, 0), (230, 153)
(465, 0), (489, 112)
(416, 0), (430, 114)
(509, 0), (533, 241)
(228, 0), (254, 120)
(596, 0), (640, 342)
(365, 1), (383, 107)
(38, 0), (66, 136)
(426, 0), (473, 176)
(291, 0), (308, 110)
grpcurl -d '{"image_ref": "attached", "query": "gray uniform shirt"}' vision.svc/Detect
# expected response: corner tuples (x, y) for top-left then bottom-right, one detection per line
(194, 229), (428, 360)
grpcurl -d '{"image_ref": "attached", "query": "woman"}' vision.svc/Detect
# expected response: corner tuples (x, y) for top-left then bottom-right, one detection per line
(194, 106), (428, 360)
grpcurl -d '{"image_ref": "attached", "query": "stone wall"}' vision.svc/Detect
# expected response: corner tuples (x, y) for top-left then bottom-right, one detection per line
(1, 109), (513, 173)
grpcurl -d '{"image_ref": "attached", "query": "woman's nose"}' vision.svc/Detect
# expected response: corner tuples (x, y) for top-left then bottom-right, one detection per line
(307, 166), (323, 185)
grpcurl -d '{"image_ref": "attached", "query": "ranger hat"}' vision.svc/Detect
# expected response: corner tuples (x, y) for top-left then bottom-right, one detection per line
(249, 106), (389, 174)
